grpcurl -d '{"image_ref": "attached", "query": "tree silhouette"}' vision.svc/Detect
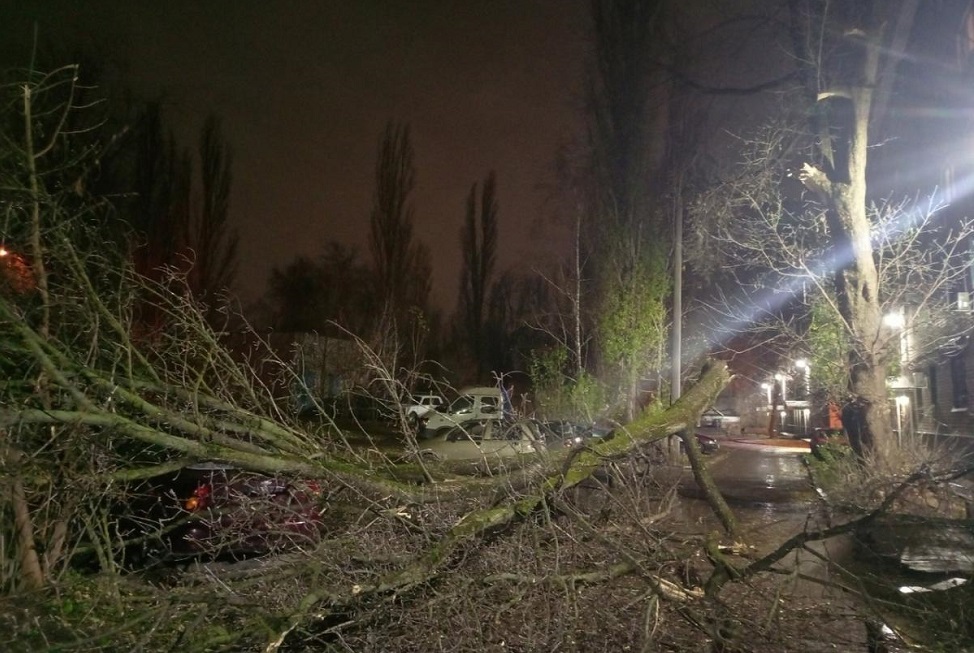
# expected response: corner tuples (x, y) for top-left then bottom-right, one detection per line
(368, 121), (431, 319)
(266, 242), (374, 334)
(187, 114), (238, 302)
(457, 171), (499, 380)
(128, 101), (191, 284)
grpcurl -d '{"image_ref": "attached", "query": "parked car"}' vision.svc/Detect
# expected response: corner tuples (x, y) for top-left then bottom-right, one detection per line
(699, 408), (741, 429)
(680, 432), (720, 455)
(538, 419), (616, 448)
(810, 428), (850, 459)
(694, 433), (720, 454)
(131, 462), (325, 557)
(420, 386), (504, 436)
(420, 419), (545, 461)
(537, 420), (588, 448)
(404, 393), (445, 427)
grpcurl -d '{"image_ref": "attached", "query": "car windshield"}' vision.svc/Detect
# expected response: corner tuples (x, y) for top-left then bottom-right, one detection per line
(448, 395), (474, 414)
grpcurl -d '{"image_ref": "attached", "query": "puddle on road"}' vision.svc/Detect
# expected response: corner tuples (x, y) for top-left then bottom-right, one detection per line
(670, 488), (822, 544)
(675, 448), (817, 526)
(661, 448), (965, 650)
(668, 446), (833, 559)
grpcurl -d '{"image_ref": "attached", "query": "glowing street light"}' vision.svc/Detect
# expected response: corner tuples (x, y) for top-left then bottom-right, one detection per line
(794, 359), (811, 397)
(883, 307), (914, 382)
(774, 372), (788, 404)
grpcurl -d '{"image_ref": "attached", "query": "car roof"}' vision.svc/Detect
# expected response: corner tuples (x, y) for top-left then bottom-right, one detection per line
(459, 386), (501, 395)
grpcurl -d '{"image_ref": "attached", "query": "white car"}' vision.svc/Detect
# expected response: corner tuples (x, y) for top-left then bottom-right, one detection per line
(420, 419), (545, 461)
(699, 408), (741, 429)
(420, 386), (504, 435)
(404, 393), (445, 427)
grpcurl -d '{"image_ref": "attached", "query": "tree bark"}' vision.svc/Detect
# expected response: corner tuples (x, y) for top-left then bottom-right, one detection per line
(795, 7), (905, 468)
(681, 428), (737, 537)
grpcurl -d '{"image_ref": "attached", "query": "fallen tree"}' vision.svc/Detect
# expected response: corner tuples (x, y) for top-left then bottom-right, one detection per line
(1, 61), (735, 588)
(0, 224), (734, 583)
(6, 63), (972, 653)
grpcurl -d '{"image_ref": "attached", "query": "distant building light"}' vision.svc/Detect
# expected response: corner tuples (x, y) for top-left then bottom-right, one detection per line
(957, 291), (972, 312)
(0, 247), (36, 293)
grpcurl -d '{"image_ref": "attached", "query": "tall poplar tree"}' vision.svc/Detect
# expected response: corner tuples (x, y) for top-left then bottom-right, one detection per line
(368, 121), (432, 317)
(585, 0), (672, 420)
(457, 171), (499, 380)
(128, 101), (191, 284)
(367, 121), (432, 374)
(187, 114), (238, 301)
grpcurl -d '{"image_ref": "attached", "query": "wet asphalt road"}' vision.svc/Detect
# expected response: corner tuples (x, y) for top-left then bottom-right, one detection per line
(674, 443), (830, 566)
(680, 444), (815, 507)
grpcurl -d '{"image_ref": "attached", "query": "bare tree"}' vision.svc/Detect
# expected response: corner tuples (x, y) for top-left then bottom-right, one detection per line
(691, 0), (974, 469)
(367, 121), (432, 376)
(128, 101), (189, 281)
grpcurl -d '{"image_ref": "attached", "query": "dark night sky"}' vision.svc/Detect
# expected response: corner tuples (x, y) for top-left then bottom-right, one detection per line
(1, 1), (589, 311)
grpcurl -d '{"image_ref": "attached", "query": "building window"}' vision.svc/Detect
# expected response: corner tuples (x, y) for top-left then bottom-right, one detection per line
(950, 354), (969, 410)
(928, 364), (939, 408)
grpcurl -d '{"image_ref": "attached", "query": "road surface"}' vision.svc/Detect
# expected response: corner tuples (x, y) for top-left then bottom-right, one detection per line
(681, 444), (814, 506)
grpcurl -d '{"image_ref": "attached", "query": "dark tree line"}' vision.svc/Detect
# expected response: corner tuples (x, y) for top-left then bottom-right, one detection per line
(264, 120), (434, 376)
(265, 123), (516, 388)
(0, 52), (241, 328)
(265, 243), (375, 335)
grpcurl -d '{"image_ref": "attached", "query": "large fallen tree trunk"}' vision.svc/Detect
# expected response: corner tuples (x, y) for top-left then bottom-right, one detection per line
(262, 360), (731, 644)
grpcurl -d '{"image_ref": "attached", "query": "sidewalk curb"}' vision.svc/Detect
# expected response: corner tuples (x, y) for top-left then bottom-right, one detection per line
(725, 439), (811, 453)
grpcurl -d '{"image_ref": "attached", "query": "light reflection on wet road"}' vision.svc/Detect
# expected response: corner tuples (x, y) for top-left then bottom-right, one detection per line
(671, 446), (880, 650)
(673, 446), (829, 556)
(680, 446), (813, 507)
